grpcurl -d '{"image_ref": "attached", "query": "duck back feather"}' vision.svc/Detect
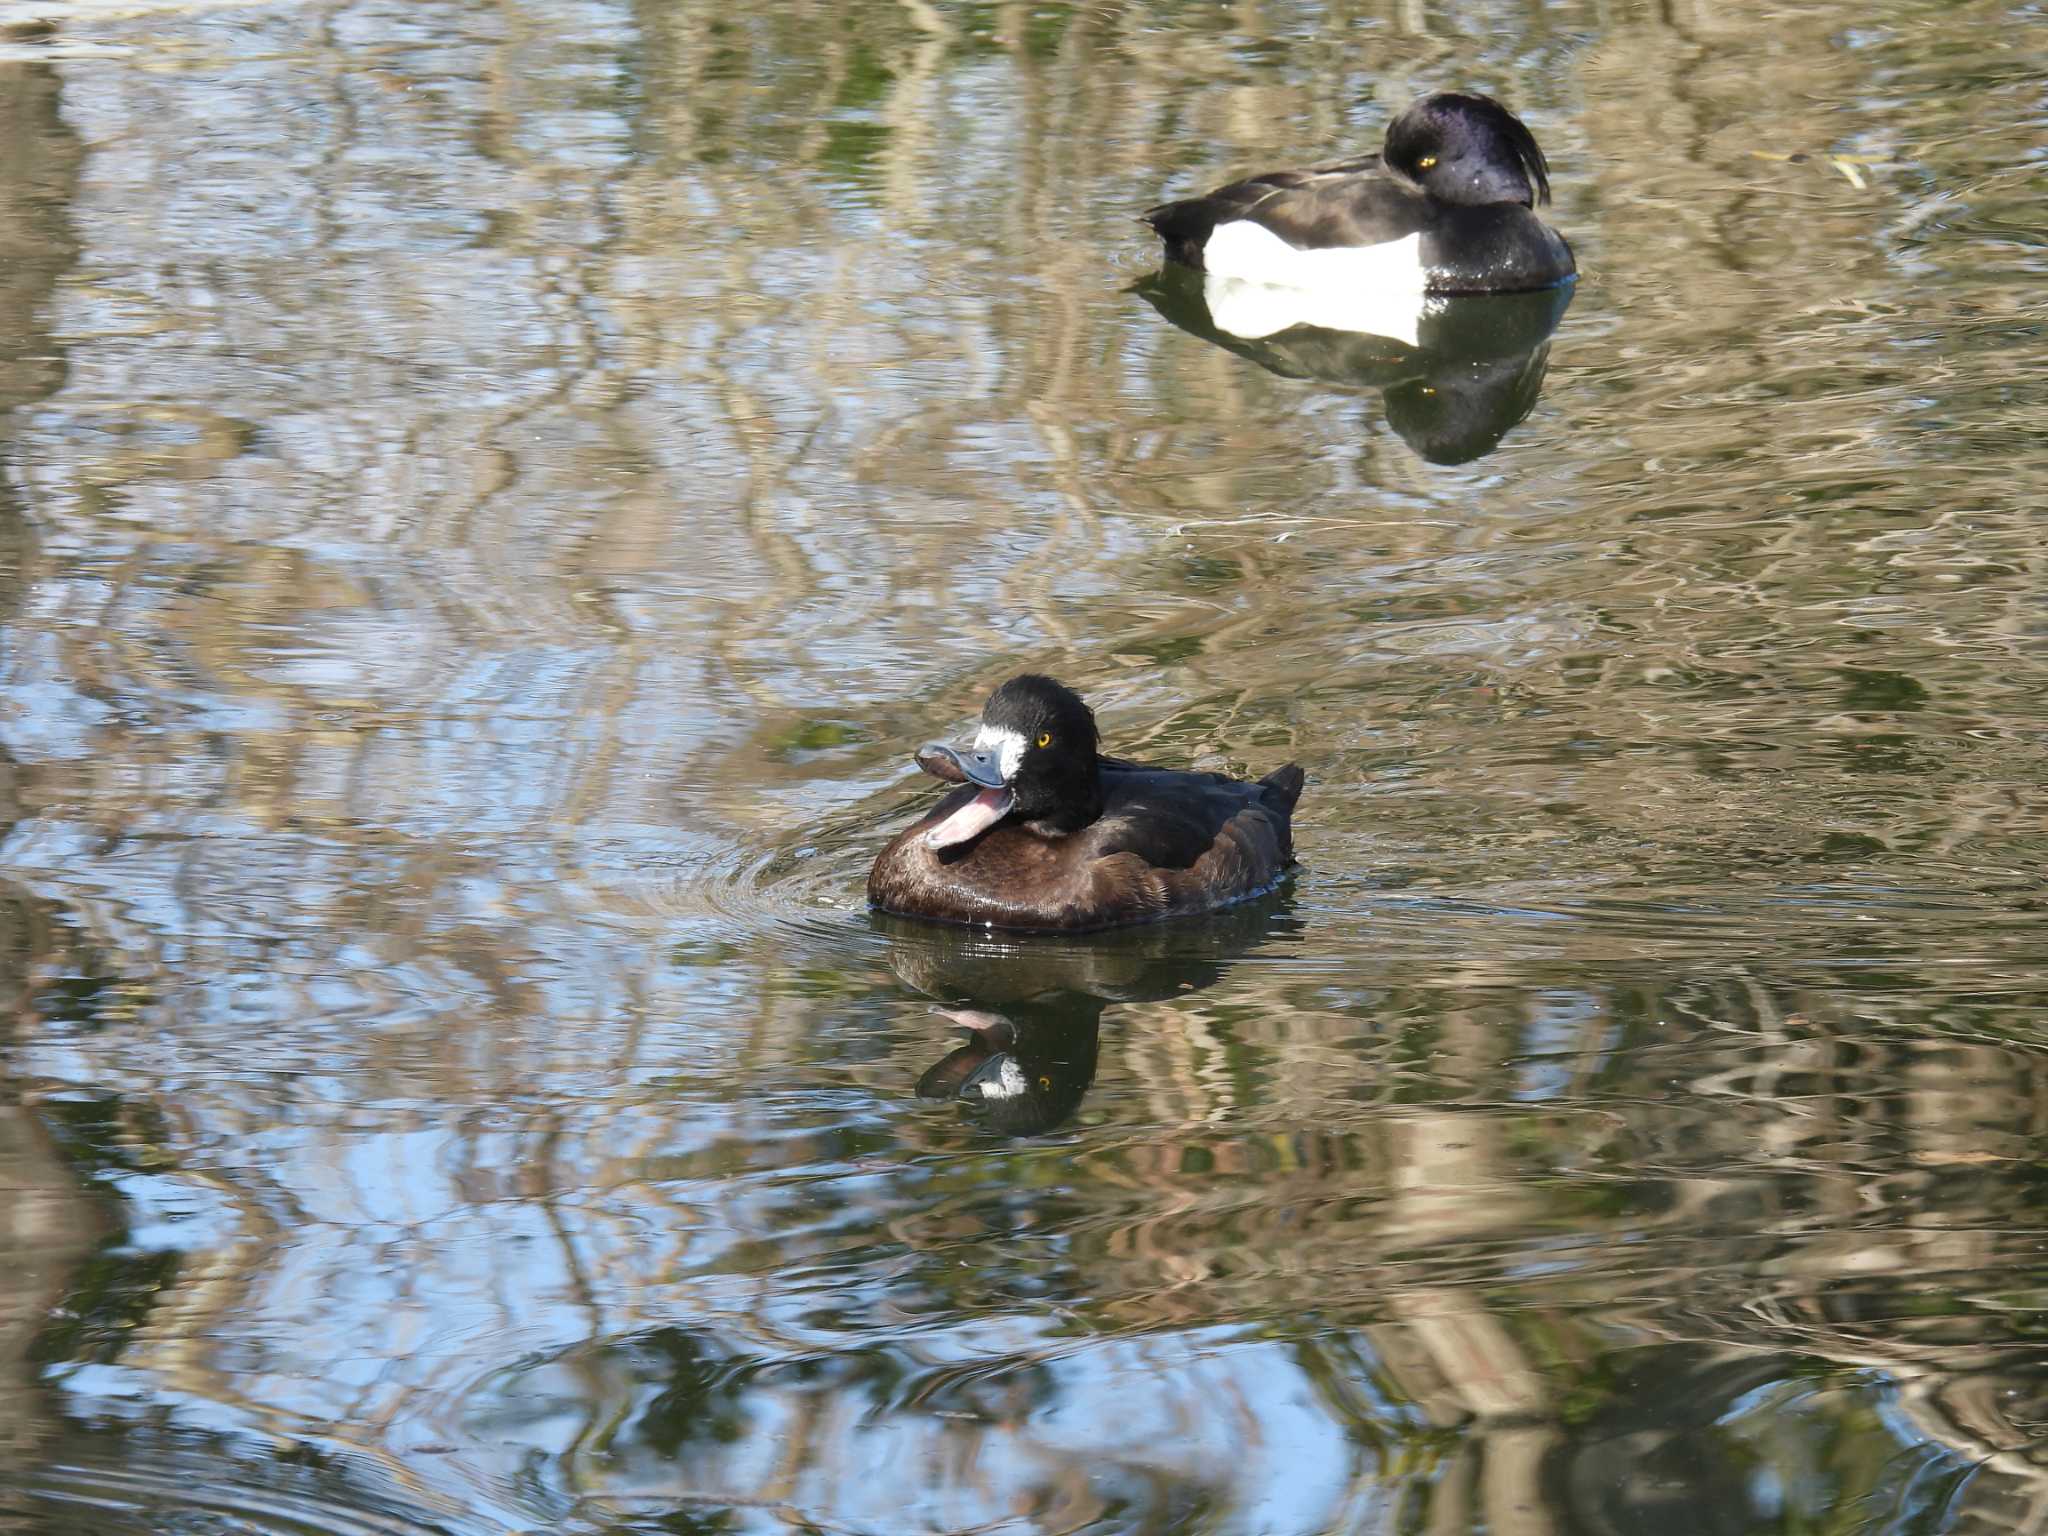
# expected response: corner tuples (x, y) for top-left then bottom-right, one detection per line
(869, 757), (1303, 933)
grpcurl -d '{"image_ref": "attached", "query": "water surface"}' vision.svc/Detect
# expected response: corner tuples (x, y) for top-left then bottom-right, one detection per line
(3, 1), (2048, 1532)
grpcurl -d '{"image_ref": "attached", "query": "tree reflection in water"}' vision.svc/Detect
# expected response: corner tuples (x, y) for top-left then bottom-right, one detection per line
(1, 0), (2046, 1530)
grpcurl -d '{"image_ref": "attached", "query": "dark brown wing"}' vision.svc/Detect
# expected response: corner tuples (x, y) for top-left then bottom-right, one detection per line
(1143, 159), (1425, 270)
(869, 763), (1305, 932)
(1082, 763), (1303, 917)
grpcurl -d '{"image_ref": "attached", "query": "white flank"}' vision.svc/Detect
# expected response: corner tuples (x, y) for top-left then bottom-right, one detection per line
(1201, 223), (1433, 346)
(1204, 222), (1426, 291)
(972, 723), (1027, 782)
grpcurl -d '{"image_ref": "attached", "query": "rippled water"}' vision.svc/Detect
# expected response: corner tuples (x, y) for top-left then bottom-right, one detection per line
(2, 1), (2047, 1532)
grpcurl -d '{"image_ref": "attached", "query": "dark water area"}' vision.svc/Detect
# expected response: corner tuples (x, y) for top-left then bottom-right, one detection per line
(2, 1), (2047, 1532)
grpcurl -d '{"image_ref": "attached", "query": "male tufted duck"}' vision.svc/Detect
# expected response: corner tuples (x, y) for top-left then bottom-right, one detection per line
(1143, 92), (1574, 298)
(868, 674), (1304, 932)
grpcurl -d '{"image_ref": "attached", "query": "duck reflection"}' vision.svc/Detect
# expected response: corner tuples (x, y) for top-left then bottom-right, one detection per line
(1134, 264), (1572, 464)
(875, 893), (1296, 1136)
(915, 1008), (1100, 1136)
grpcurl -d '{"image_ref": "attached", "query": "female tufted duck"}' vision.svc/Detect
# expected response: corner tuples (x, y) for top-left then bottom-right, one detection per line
(1142, 92), (1574, 298)
(868, 674), (1304, 932)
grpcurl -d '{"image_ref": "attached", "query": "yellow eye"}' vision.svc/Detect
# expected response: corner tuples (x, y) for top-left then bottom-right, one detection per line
(1038, 1076), (1052, 1091)
(1417, 154), (1438, 170)
(1035, 732), (1052, 748)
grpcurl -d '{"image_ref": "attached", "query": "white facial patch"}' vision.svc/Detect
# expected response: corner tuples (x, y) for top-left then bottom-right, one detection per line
(972, 1057), (1030, 1101)
(1201, 225), (1433, 346)
(973, 723), (1028, 783)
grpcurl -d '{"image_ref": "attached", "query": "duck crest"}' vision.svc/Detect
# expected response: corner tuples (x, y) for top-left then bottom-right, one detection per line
(1386, 92), (1553, 208)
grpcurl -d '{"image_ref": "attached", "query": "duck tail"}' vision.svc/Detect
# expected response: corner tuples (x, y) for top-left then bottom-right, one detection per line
(1259, 763), (1306, 815)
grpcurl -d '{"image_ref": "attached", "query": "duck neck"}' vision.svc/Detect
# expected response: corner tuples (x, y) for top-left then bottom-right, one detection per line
(1024, 761), (1104, 836)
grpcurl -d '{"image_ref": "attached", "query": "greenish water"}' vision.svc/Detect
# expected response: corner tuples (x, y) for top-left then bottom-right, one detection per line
(2, 1), (2047, 1532)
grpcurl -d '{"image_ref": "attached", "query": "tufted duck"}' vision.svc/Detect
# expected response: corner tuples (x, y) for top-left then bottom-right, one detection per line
(868, 674), (1304, 931)
(1143, 92), (1574, 299)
